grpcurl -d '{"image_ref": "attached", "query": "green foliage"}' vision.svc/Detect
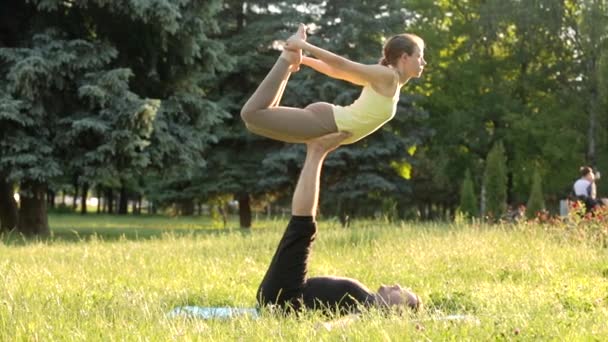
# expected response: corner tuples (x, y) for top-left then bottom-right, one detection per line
(483, 142), (508, 220)
(2, 0), (608, 228)
(406, 0), (606, 214)
(0, 0), (234, 229)
(526, 168), (545, 219)
(0, 30), (115, 184)
(458, 169), (478, 218)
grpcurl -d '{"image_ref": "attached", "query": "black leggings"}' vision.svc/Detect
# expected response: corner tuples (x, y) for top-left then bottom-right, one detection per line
(578, 195), (604, 213)
(257, 216), (316, 311)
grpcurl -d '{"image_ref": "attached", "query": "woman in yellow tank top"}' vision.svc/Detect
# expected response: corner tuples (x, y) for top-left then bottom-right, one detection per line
(240, 24), (426, 145)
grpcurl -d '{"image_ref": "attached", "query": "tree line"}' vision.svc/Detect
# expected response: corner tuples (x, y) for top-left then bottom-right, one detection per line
(1, 0), (607, 235)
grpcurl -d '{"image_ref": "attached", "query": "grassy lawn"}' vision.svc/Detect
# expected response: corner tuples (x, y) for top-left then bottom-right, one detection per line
(1, 214), (607, 340)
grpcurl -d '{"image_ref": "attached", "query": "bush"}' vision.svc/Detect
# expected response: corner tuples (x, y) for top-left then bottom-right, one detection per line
(483, 142), (507, 220)
(458, 169), (478, 218)
(526, 168), (545, 219)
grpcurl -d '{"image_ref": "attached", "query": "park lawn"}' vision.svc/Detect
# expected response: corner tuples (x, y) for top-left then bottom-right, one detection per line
(1, 214), (608, 341)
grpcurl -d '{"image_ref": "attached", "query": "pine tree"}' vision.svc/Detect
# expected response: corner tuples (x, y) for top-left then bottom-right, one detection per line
(483, 142), (508, 220)
(458, 169), (478, 218)
(526, 167), (545, 219)
(0, 29), (118, 234)
(0, 1), (230, 233)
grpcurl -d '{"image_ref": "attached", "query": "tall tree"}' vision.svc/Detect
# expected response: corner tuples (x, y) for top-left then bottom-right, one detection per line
(0, 0), (231, 234)
(405, 0), (601, 213)
(0, 179), (19, 232)
(459, 169), (478, 218)
(526, 167), (545, 219)
(0, 30), (116, 235)
(483, 142), (508, 220)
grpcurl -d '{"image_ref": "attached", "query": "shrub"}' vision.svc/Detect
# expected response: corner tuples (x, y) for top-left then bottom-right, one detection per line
(458, 169), (478, 218)
(526, 168), (545, 219)
(483, 142), (507, 220)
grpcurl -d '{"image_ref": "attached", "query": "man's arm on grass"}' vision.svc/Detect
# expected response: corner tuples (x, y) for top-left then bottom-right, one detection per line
(315, 314), (360, 331)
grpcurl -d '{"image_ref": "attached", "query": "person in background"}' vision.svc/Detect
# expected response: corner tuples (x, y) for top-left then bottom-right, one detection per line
(573, 166), (607, 213)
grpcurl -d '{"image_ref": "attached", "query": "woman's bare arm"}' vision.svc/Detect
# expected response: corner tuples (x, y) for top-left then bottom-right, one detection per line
(287, 37), (395, 88)
(301, 57), (365, 85)
(315, 314), (360, 331)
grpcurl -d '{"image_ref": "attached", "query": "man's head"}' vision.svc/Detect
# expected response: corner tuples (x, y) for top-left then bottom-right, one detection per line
(580, 166), (595, 182)
(376, 284), (422, 311)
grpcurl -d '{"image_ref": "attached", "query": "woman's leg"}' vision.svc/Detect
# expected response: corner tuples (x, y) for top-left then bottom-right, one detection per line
(270, 67), (290, 108)
(241, 54), (294, 117)
(243, 25), (305, 115)
(241, 31), (338, 142)
(244, 102), (338, 142)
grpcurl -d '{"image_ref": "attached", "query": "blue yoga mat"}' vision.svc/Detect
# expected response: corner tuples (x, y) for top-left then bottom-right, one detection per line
(167, 306), (479, 325)
(167, 306), (259, 319)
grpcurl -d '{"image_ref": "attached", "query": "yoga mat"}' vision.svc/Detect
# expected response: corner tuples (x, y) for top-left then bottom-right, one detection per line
(167, 306), (259, 320)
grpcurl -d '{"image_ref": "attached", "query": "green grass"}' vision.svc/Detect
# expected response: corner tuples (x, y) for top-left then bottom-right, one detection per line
(1, 214), (608, 340)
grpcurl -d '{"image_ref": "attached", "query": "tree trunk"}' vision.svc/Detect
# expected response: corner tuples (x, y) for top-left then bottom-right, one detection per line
(131, 196), (139, 215)
(80, 182), (88, 215)
(587, 79), (598, 166)
(47, 189), (55, 209)
(17, 181), (49, 236)
(118, 185), (128, 215)
(480, 184), (486, 218)
(149, 201), (156, 215)
(585, 16), (599, 166)
(180, 199), (195, 216)
(237, 192), (251, 228)
(217, 201), (228, 228)
(72, 181), (79, 211)
(337, 199), (350, 228)
(0, 178), (19, 232)
(96, 186), (102, 214)
(107, 188), (114, 214)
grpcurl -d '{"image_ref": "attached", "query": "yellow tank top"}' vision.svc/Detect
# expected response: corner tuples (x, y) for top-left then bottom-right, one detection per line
(332, 84), (399, 145)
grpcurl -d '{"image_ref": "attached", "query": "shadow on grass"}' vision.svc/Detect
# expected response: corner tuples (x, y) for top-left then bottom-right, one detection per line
(1, 225), (253, 246)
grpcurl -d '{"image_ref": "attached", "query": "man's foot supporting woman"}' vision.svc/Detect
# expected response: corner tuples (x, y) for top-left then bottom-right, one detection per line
(292, 132), (351, 217)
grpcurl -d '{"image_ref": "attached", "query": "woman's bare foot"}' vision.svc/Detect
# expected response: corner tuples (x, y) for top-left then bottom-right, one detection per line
(307, 131), (351, 154)
(281, 24), (307, 72)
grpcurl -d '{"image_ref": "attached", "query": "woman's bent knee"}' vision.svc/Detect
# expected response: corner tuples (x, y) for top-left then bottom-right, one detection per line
(240, 107), (254, 124)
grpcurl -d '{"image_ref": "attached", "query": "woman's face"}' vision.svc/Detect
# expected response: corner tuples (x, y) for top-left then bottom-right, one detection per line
(400, 45), (426, 79)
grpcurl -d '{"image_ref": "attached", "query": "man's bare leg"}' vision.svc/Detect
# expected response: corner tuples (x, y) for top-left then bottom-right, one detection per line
(291, 132), (351, 217)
